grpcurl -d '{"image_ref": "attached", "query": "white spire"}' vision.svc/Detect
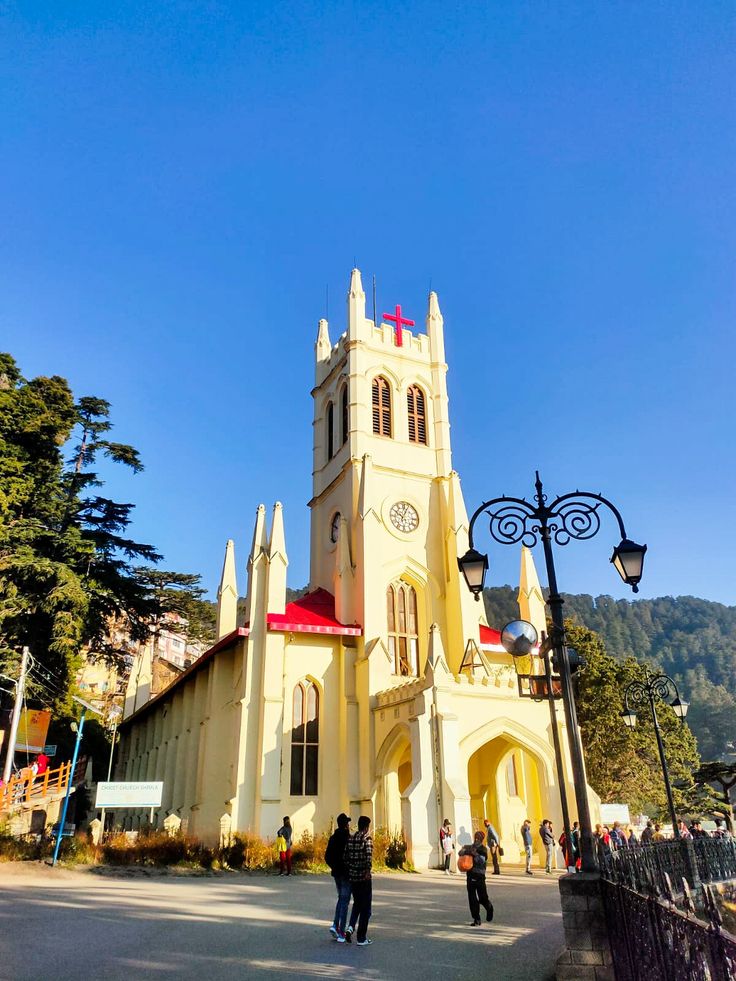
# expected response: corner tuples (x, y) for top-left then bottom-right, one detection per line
(266, 502), (288, 615)
(215, 539), (238, 639)
(347, 268), (366, 340)
(426, 291), (445, 362)
(316, 318), (331, 363)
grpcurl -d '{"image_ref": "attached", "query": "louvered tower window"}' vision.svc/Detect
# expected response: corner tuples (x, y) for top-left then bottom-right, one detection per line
(386, 581), (419, 676)
(290, 680), (319, 795)
(326, 402), (334, 461)
(340, 385), (348, 446)
(407, 385), (427, 444)
(372, 376), (392, 436)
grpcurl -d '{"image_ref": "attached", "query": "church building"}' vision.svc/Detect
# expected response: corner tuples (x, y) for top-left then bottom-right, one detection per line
(117, 269), (589, 868)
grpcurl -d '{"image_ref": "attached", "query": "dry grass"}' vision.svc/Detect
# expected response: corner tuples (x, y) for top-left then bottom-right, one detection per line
(0, 822), (413, 872)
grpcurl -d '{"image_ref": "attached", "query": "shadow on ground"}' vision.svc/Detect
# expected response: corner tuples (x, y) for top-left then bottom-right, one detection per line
(0, 866), (563, 981)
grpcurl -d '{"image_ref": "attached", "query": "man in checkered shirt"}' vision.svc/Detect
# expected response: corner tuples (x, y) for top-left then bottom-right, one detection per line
(344, 815), (374, 946)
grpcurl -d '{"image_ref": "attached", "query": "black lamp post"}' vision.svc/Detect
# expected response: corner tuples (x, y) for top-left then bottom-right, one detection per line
(458, 471), (646, 873)
(621, 668), (689, 838)
(501, 620), (575, 869)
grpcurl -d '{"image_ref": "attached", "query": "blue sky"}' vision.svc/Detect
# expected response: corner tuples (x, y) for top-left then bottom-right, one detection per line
(2, 2), (735, 607)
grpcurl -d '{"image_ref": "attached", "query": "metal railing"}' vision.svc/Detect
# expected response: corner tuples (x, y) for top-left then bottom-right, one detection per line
(601, 877), (736, 981)
(598, 838), (736, 980)
(0, 758), (87, 815)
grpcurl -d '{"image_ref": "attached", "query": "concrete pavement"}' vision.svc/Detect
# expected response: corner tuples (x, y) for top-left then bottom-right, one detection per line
(0, 863), (565, 980)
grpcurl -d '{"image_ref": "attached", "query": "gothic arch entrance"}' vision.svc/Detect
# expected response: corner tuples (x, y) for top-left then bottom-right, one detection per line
(465, 728), (552, 863)
(375, 725), (413, 835)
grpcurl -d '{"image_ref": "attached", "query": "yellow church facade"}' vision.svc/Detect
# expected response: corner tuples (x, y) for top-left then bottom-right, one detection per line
(117, 269), (591, 869)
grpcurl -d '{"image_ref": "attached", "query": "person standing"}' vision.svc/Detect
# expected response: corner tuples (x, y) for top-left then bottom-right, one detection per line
(325, 813), (352, 942)
(713, 819), (730, 838)
(571, 821), (582, 870)
(521, 819), (533, 875)
(276, 816), (293, 876)
(540, 819), (555, 873)
(440, 819), (454, 874)
(640, 820), (654, 845)
(483, 818), (501, 875)
(609, 822), (626, 850)
(345, 815), (373, 946)
(459, 831), (494, 926)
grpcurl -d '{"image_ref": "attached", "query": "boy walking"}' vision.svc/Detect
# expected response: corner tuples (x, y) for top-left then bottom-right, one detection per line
(344, 815), (373, 946)
(459, 831), (494, 926)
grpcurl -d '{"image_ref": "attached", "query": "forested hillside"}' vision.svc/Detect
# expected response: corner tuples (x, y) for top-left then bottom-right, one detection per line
(483, 587), (736, 762)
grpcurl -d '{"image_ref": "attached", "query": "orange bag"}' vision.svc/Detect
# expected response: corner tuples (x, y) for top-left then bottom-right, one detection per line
(457, 853), (473, 872)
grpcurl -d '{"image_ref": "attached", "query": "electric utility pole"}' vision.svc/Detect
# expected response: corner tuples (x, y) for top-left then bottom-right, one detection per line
(3, 646), (30, 783)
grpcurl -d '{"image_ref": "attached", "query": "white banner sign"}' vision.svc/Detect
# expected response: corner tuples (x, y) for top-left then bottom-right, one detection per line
(95, 781), (163, 808)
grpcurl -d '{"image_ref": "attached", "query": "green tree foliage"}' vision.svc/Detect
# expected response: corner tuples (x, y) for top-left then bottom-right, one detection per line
(483, 586), (736, 760)
(694, 761), (736, 830)
(0, 354), (207, 713)
(568, 621), (701, 818)
(134, 568), (215, 648)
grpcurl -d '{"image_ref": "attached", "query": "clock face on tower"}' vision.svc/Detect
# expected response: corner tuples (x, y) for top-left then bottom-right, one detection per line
(389, 501), (419, 533)
(330, 512), (341, 543)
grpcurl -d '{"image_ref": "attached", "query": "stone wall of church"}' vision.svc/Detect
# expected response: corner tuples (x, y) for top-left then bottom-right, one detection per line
(116, 637), (245, 843)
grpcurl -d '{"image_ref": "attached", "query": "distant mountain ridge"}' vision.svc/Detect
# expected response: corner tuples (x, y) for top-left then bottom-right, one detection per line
(483, 587), (736, 761)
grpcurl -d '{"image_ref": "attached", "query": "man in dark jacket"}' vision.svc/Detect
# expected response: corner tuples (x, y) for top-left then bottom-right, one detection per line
(459, 831), (494, 926)
(325, 813), (352, 942)
(540, 819), (555, 873)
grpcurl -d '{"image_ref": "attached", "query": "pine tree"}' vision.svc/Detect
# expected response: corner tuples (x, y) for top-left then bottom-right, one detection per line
(0, 354), (208, 710)
(568, 621), (701, 818)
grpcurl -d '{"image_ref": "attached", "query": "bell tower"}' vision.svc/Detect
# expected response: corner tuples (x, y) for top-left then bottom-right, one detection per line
(308, 269), (481, 674)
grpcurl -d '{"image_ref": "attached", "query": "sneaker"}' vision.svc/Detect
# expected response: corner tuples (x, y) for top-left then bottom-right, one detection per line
(329, 926), (338, 939)
(470, 920), (481, 926)
(345, 927), (353, 944)
(356, 938), (373, 946)
(486, 906), (494, 922)
(336, 934), (346, 944)
(526, 870), (533, 876)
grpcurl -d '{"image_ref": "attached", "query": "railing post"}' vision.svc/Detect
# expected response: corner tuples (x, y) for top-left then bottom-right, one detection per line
(681, 837), (701, 889)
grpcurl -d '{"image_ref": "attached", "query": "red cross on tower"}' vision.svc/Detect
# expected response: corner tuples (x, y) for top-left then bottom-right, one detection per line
(383, 304), (415, 348)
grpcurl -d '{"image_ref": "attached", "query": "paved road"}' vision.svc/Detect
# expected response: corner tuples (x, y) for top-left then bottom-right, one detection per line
(0, 863), (565, 980)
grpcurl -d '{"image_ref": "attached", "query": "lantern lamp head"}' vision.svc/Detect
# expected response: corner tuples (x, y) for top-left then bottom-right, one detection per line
(621, 708), (637, 730)
(671, 697), (689, 720)
(457, 548), (489, 601)
(610, 539), (647, 593)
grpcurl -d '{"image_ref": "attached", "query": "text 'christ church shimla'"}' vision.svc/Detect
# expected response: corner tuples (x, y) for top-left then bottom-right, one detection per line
(118, 268), (597, 869)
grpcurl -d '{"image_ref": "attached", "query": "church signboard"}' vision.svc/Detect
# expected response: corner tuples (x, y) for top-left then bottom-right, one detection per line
(95, 781), (164, 808)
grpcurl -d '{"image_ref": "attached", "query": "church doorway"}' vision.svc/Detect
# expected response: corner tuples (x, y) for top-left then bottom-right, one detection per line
(375, 726), (413, 835)
(466, 734), (546, 861)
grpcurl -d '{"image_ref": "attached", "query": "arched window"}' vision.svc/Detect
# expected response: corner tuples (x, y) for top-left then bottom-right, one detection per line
(372, 376), (392, 437)
(290, 680), (319, 795)
(386, 581), (419, 676)
(340, 385), (349, 446)
(326, 403), (334, 461)
(407, 385), (427, 444)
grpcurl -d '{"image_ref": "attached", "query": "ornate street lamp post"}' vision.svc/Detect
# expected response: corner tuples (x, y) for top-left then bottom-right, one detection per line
(621, 668), (689, 837)
(501, 619), (575, 869)
(458, 472), (646, 873)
